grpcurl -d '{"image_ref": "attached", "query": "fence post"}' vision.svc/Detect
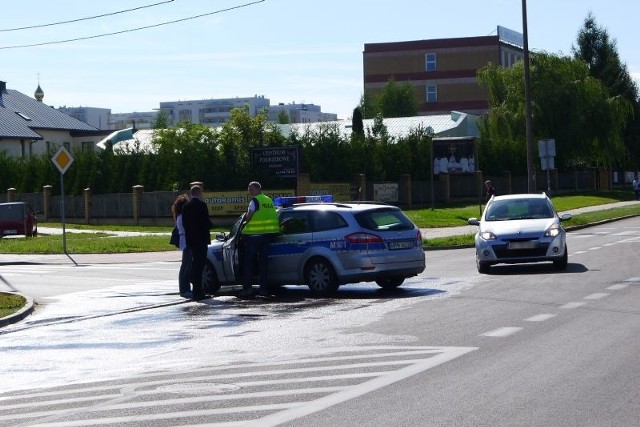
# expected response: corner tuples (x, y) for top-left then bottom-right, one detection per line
(84, 188), (92, 224)
(132, 185), (144, 225)
(7, 188), (16, 202)
(43, 185), (52, 220)
(352, 174), (366, 201)
(296, 173), (310, 196)
(400, 174), (411, 208)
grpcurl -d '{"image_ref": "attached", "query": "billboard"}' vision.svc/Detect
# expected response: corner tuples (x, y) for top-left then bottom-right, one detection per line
(251, 146), (299, 178)
(432, 137), (476, 175)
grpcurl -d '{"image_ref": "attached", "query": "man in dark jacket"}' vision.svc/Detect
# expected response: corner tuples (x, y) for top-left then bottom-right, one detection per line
(181, 184), (213, 300)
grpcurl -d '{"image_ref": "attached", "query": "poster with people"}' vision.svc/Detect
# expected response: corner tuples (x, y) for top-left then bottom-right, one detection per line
(432, 137), (476, 175)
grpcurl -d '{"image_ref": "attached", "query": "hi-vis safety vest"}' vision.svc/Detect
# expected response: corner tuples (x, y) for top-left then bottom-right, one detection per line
(242, 193), (280, 235)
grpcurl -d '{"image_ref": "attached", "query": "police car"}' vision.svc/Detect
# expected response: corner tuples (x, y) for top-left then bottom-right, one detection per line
(203, 196), (426, 296)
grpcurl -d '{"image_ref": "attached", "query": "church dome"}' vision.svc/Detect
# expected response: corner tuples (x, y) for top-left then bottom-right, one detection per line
(34, 84), (44, 101)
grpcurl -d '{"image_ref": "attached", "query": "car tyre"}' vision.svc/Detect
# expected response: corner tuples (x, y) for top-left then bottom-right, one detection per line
(375, 277), (405, 289)
(477, 257), (491, 274)
(202, 260), (222, 295)
(553, 245), (568, 271)
(305, 257), (338, 297)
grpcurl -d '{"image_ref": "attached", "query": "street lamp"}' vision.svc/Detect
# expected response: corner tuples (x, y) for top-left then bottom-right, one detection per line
(522, 0), (535, 192)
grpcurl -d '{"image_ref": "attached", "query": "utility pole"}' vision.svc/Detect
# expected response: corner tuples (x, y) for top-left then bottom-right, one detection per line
(522, 0), (535, 193)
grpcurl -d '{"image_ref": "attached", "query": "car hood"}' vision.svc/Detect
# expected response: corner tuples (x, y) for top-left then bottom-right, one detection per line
(481, 218), (559, 236)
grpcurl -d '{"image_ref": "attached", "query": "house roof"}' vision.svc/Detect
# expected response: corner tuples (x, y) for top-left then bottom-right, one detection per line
(0, 87), (97, 139)
(277, 111), (479, 140)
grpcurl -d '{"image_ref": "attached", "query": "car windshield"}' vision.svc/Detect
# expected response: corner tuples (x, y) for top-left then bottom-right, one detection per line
(0, 204), (25, 221)
(485, 199), (554, 221)
(354, 208), (414, 231)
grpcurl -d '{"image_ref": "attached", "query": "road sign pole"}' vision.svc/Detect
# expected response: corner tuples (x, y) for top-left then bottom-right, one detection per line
(60, 172), (66, 254)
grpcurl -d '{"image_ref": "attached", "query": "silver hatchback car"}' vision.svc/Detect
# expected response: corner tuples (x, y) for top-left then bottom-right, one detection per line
(204, 198), (426, 296)
(468, 193), (571, 273)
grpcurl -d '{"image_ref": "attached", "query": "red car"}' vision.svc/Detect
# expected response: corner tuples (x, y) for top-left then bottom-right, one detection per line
(0, 202), (38, 237)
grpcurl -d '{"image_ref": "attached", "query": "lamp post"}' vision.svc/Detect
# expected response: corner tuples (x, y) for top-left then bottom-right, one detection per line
(522, 0), (535, 192)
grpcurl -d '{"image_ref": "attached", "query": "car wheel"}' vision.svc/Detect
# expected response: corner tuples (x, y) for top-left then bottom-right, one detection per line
(553, 245), (568, 271)
(375, 277), (405, 289)
(305, 257), (338, 296)
(202, 261), (222, 295)
(477, 256), (491, 274)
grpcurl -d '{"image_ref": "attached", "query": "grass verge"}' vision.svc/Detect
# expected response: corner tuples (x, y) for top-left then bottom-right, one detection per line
(0, 293), (26, 318)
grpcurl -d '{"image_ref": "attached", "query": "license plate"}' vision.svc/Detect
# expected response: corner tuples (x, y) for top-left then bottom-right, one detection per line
(388, 240), (414, 250)
(508, 241), (536, 249)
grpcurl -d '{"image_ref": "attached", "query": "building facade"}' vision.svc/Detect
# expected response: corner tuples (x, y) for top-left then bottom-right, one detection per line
(159, 95), (271, 127)
(267, 103), (337, 123)
(57, 106), (111, 130)
(110, 111), (158, 130)
(363, 26), (524, 116)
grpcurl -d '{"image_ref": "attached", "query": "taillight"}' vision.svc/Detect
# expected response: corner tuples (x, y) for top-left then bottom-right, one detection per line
(345, 232), (383, 244)
(416, 230), (422, 243)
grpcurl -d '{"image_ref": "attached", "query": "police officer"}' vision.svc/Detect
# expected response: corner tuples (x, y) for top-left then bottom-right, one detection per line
(240, 181), (280, 298)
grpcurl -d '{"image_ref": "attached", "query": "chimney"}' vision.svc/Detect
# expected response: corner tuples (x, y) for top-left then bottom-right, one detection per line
(0, 81), (6, 92)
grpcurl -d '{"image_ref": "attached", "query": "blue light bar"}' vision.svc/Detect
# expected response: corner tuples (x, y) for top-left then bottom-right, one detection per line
(274, 195), (334, 208)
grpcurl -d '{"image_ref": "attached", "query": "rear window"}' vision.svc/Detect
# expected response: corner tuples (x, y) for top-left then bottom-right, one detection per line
(0, 205), (26, 221)
(354, 208), (415, 231)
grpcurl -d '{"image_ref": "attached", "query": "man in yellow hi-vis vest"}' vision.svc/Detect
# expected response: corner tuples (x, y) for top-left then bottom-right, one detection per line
(240, 181), (280, 298)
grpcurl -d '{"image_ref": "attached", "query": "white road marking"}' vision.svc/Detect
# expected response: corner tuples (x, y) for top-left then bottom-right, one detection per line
(584, 293), (609, 300)
(480, 327), (522, 337)
(560, 302), (586, 309)
(524, 314), (557, 322)
(607, 284), (629, 290)
(587, 246), (602, 251)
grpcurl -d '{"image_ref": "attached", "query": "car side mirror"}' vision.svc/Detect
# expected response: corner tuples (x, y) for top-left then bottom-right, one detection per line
(468, 218), (480, 226)
(216, 232), (228, 241)
(559, 213), (572, 221)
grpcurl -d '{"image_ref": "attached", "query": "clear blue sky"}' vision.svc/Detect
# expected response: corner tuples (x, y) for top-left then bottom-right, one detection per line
(2, 0), (639, 120)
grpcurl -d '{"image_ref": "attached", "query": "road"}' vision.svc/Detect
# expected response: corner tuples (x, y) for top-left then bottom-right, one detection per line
(0, 217), (639, 426)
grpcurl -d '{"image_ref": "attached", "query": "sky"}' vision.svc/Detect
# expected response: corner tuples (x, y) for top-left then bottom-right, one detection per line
(2, 0), (639, 120)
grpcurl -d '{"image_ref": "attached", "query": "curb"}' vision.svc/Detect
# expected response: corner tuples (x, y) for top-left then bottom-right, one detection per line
(0, 293), (34, 328)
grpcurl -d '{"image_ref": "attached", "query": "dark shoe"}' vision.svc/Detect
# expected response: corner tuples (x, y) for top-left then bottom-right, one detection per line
(191, 293), (208, 301)
(180, 291), (193, 299)
(237, 288), (254, 299)
(258, 289), (271, 297)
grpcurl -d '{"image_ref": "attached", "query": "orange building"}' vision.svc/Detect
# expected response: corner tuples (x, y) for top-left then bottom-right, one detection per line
(363, 26), (524, 116)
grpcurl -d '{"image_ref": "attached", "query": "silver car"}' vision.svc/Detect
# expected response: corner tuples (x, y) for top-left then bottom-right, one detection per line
(204, 200), (426, 296)
(467, 193), (571, 273)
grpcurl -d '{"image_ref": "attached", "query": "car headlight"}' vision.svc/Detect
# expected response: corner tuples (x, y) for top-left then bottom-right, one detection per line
(545, 223), (561, 237)
(480, 230), (496, 240)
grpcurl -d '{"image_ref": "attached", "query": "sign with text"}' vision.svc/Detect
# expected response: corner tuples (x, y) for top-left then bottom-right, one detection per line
(309, 183), (351, 201)
(373, 183), (399, 202)
(251, 146), (299, 178)
(204, 189), (295, 216)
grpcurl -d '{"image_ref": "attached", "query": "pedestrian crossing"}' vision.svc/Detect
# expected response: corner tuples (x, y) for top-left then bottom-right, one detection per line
(0, 345), (475, 427)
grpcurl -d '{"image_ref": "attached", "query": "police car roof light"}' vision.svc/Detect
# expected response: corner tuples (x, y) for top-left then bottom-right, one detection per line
(274, 195), (334, 207)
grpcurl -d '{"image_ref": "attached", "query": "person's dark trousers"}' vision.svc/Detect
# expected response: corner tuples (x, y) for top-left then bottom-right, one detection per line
(179, 246), (192, 294)
(243, 234), (272, 294)
(189, 244), (207, 298)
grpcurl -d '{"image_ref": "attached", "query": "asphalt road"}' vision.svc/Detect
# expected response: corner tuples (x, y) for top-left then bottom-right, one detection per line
(0, 216), (638, 426)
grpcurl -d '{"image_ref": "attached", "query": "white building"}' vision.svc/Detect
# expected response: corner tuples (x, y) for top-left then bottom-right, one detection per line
(110, 111), (158, 130)
(57, 106), (111, 130)
(159, 95), (271, 127)
(267, 103), (337, 123)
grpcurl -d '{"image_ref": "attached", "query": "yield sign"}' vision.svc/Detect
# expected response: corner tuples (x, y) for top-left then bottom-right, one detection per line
(52, 145), (74, 175)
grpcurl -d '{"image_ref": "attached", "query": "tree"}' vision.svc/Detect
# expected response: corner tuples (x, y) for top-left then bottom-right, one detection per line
(360, 78), (419, 119)
(573, 12), (640, 168)
(152, 110), (170, 129)
(477, 51), (632, 175)
(351, 106), (364, 135)
(277, 110), (290, 124)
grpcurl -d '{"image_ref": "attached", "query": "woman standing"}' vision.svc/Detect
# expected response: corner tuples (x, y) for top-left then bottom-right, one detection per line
(171, 194), (192, 298)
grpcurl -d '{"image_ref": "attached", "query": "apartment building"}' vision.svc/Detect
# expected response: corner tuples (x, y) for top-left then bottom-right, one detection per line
(159, 95), (271, 127)
(363, 26), (524, 116)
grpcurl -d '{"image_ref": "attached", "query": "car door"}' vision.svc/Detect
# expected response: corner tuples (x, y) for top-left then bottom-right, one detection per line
(221, 215), (244, 282)
(270, 210), (312, 284)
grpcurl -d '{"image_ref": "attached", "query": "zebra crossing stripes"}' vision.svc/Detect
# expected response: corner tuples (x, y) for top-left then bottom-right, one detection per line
(0, 345), (476, 427)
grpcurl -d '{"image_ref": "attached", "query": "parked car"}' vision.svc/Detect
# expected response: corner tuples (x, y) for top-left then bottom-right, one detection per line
(467, 193), (571, 273)
(0, 202), (38, 238)
(204, 197), (426, 296)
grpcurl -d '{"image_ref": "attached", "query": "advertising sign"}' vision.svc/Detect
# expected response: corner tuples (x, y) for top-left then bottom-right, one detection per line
(309, 183), (351, 201)
(204, 189), (296, 216)
(251, 146), (299, 178)
(373, 183), (399, 202)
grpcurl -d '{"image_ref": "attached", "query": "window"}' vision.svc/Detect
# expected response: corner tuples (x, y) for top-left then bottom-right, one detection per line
(311, 211), (348, 232)
(279, 211), (310, 234)
(425, 52), (436, 71)
(426, 85), (437, 103)
(82, 141), (94, 152)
